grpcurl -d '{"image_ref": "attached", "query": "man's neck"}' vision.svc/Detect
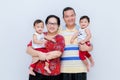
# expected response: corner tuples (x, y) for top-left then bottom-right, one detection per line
(66, 24), (76, 30)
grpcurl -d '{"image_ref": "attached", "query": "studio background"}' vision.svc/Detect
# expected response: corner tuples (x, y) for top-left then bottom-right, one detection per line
(0, 0), (120, 80)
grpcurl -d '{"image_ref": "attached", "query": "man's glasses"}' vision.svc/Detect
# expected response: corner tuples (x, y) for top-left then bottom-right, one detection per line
(47, 22), (58, 26)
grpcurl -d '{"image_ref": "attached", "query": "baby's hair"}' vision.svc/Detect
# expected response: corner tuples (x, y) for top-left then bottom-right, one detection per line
(33, 19), (43, 26)
(80, 15), (90, 23)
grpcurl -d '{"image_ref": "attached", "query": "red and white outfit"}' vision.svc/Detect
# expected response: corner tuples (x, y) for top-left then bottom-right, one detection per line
(78, 28), (92, 60)
(32, 32), (45, 48)
(30, 32), (46, 69)
(27, 32), (65, 76)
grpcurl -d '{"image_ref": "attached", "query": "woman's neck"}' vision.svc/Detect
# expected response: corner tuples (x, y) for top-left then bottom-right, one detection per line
(47, 32), (57, 37)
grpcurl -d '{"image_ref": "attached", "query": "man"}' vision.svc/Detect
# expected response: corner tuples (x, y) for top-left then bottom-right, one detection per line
(60, 7), (87, 80)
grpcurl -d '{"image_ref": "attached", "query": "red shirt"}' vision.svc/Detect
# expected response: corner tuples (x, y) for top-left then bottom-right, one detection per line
(27, 33), (65, 76)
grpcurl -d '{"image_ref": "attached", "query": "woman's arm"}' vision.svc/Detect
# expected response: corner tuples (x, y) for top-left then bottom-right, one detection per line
(46, 51), (62, 60)
(27, 46), (62, 60)
(26, 46), (46, 61)
(26, 46), (39, 57)
(45, 35), (65, 60)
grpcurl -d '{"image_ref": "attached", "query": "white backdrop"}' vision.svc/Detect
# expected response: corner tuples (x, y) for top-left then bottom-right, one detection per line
(0, 0), (120, 80)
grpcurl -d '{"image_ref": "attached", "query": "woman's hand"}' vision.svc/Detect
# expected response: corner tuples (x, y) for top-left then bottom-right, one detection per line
(38, 52), (47, 61)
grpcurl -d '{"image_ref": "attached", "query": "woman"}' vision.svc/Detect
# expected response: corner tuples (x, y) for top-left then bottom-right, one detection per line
(27, 15), (65, 80)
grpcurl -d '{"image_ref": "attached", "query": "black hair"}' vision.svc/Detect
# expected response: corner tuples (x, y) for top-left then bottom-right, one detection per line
(33, 19), (43, 26)
(80, 15), (90, 23)
(63, 7), (76, 17)
(45, 15), (60, 26)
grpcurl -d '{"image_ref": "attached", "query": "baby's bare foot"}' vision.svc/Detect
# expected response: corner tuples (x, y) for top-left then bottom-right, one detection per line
(44, 66), (51, 74)
(29, 70), (36, 76)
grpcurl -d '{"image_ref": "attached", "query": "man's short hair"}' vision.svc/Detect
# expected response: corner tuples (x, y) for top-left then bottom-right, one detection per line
(63, 7), (76, 17)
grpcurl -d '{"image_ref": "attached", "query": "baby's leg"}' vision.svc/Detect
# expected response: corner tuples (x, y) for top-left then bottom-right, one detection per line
(82, 59), (90, 72)
(29, 67), (36, 76)
(85, 51), (95, 67)
(44, 61), (51, 74)
(79, 50), (90, 71)
(88, 56), (94, 67)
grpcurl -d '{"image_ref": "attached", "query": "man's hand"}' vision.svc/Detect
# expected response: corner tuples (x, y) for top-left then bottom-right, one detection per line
(80, 40), (85, 45)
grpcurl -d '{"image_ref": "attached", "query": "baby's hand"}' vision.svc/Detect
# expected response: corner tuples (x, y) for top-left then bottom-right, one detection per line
(70, 39), (74, 44)
(51, 39), (56, 43)
(43, 40), (47, 44)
